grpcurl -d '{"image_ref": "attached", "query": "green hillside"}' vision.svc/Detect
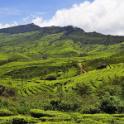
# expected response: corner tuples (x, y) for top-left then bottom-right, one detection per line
(0, 24), (124, 124)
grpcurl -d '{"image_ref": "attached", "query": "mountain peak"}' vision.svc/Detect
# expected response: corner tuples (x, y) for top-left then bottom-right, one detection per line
(0, 23), (41, 34)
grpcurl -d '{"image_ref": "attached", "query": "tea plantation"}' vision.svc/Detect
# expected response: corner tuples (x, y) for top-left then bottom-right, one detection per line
(0, 24), (124, 124)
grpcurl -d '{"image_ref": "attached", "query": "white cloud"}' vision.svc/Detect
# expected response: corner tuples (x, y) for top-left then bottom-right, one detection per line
(0, 22), (18, 29)
(32, 0), (124, 35)
(32, 17), (44, 25)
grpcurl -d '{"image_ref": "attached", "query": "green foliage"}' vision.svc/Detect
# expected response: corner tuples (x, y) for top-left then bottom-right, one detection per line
(0, 109), (14, 116)
(0, 25), (124, 123)
(74, 83), (94, 96)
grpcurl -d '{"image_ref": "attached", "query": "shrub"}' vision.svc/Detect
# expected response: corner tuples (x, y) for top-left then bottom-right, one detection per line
(3, 88), (16, 97)
(74, 83), (93, 96)
(0, 99), (9, 108)
(97, 62), (107, 69)
(12, 117), (28, 124)
(30, 109), (71, 121)
(44, 74), (57, 80)
(83, 107), (100, 114)
(12, 116), (37, 124)
(30, 109), (51, 118)
(0, 85), (5, 95)
(0, 85), (16, 97)
(16, 100), (30, 114)
(0, 109), (14, 116)
(100, 96), (122, 114)
(45, 100), (80, 112)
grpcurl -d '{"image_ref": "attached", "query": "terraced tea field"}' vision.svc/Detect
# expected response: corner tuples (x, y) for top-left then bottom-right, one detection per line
(0, 110), (124, 124)
(0, 24), (124, 123)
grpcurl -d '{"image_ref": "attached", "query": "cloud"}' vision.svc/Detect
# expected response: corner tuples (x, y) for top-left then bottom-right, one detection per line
(32, 17), (44, 25)
(0, 22), (18, 29)
(23, 12), (46, 24)
(32, 0), (124, 35)
(0, 7), (19, 29)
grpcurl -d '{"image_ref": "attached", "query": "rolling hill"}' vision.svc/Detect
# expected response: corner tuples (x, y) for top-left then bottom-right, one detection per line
(0, 24), (124, 124)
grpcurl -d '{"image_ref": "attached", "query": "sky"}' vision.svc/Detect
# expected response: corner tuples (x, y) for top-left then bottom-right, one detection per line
(0, 0), (124, 35)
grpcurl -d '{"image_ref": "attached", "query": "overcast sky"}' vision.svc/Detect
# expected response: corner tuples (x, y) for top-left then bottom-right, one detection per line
(0, 0), (124, 35)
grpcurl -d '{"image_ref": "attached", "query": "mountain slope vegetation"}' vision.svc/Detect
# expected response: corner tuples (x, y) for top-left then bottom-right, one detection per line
(0, 24), (124, 124)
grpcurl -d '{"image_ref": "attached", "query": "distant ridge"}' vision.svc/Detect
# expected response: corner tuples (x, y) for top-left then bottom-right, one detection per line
(0, 23), (85, 34)
(0, 23), (124, 45)
(0, 23), (41, 34)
